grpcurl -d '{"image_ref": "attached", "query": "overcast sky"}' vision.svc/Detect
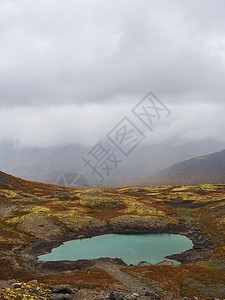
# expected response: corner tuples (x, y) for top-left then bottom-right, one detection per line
(0, 0), (225, 148)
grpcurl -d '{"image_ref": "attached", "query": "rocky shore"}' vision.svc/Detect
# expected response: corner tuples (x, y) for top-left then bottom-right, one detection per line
(20, 221), (214, 274)
(1, 178), (224, 299)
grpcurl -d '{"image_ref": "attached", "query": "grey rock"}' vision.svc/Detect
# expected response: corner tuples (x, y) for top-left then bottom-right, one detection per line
(109, 291), (124, 300)
(155, 260), (174, 266)
(139, 296), (160, 300)
(52, 285), (74, 294)
(29, 288), (40, 295)
(137, 262), (153, 267)
(29, 279), (38, 284)
(9, 279), (17, 284)
(141, 292), (161, 299)
(52, 295), (73, 300)
(131, 293), (139, 299)
(13, 283), (22, 289)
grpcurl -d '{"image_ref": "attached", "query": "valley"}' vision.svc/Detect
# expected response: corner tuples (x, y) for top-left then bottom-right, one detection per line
(0, 171), (225, 299)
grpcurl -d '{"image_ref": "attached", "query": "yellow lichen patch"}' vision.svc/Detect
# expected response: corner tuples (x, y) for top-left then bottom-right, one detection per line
(6, 212), (62, 238)
(75, 192), (127, 211)
(141, 185), (172, 192)
(21, 206), (51, 213)
(5, 216), (21, 226)
(0, 189), (19, 198)
(123, 198), (164, 216)
(0, 281), (52, 299)
(199, 183), (219, 191)
(172, 186), (194, 192)
(219, 217), (225, 224)
(54, 211), (104, 231)
(181, 193), (208, 202)
(110, 214), (168, 228)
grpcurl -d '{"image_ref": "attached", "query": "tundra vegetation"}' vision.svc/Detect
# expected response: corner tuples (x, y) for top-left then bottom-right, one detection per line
(0, 172), (225, 299)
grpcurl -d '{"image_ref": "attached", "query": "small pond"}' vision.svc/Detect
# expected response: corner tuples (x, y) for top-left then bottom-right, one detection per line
(38, 233), (193, 265)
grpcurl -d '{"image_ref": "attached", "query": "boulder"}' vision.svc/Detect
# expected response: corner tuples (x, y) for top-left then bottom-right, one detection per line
(139, 293), (161, 300)
(29, 279), (38, 284)
(155, 260), (174, 266)
(137, 262), (153, 267)
(144, 291), (161, 299)
(52, 295), (73, 300)
(52, 285), (74, 294)
(109, 291), (124, 299)
(131, 292), (139, 299)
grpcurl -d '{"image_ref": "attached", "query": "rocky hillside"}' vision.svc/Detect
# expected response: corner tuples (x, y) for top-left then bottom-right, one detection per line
(0, 171), (225, 299)
(133, 149), (225, 186)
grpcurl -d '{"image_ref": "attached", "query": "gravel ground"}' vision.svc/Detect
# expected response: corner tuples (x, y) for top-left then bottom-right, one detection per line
(96, 263), (171, 299)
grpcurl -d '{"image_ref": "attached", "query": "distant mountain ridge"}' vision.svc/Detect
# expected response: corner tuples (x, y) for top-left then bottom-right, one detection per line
(1, 149), (225, 188)
(132, 149), (225, 186)
(1, 139), (225, 186)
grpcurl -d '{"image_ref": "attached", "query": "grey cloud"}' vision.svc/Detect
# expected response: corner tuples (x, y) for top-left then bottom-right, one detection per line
(0, 102), (224, 148)
(0, 0), (225, 107)
(0, 0), (225, 148)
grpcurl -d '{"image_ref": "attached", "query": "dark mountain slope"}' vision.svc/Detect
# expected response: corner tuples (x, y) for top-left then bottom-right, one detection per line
(134, 149), (225, 186)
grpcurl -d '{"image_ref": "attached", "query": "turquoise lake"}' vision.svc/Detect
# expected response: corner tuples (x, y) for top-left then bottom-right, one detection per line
(38, 233), (193, 265)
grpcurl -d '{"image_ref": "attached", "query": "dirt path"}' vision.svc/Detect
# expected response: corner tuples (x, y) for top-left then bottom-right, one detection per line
(96, 263), (171, 299)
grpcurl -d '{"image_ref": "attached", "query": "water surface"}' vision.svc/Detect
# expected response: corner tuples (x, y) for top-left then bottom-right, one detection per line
(38, 233), (193, 265)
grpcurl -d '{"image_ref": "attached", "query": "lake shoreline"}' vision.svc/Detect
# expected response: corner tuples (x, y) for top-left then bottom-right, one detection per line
(38, 232), (193, 265)
(20, 221), (214, 274)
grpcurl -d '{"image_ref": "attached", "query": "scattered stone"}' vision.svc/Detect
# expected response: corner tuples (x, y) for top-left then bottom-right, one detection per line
(13, 283), (22, 289)
(52, 285), (74, 294)
(141, 292), (161, 299)
(52, 295), (73, 300)
(29, 279), (38, 284)
(139, 295), (160, 300)
(131, 292), (139, 299)
(0, 281), (13, 289)
(109, 291), (124, 300)
(29, 288), (40, 295)
(155, 260), (174, 266)
(8, 279), (17, 284)
(78, 235), (84, 239)
(137, 262), (153, 267)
